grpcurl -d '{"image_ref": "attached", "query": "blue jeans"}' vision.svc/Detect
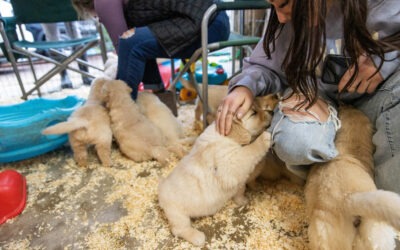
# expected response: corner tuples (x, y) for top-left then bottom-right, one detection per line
(355, 70), (400, 193)
(117, 11), (230, 99)
(268, 70), (400, 194)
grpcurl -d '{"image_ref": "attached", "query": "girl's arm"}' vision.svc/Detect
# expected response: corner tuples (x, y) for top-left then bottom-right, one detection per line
(94, 0), (128, 51)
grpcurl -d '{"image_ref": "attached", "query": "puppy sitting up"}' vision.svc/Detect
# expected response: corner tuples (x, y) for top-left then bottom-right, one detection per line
(136, 92), (188, 155)
(158, 94), (279, 246)
(305, 106), (400, 250)
(42, 78), (113, 167)
(102, 80), (181, 165)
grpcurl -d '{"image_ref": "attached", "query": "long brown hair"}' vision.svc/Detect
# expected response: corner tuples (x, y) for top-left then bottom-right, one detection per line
(71, 0), (95, 19)
(263, 0), (400, 108)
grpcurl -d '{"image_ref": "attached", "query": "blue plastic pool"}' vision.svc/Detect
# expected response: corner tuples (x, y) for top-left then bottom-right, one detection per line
(0, 96), (85, 163)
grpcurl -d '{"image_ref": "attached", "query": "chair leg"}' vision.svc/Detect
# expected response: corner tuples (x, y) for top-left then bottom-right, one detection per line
(19, 40), (98, 98)
(0, 21), (28, 99)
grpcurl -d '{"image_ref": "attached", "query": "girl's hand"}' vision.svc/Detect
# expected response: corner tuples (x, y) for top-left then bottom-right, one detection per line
(338, 55), (384, 94)
(215, 86), (254, 135)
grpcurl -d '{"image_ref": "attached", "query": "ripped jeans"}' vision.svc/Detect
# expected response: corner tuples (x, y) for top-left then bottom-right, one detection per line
(267, 97), (341, 179)
(267, 70), (400, 195)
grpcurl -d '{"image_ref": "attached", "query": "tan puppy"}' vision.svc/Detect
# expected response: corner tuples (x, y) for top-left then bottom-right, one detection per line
(103, 53), (118, 79)
(158, 94), (279, 246)
(42, 78), (113, 167)
(102, 80), (179, 165)
(305, 106), (400, 250)
(136, 91), (187, 155)
(194, 84), (228, 131)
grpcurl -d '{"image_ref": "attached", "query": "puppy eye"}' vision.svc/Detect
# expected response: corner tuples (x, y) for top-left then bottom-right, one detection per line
(250, 111), (257, 117)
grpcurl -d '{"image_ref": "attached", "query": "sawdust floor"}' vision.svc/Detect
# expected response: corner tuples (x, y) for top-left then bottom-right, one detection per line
(0, 97), (309, 249)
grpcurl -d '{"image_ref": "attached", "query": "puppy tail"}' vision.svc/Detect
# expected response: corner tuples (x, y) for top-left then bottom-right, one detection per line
(42, 119), (88, 135)
(179, 136), (197, 146)
(346, 190), (400, 231)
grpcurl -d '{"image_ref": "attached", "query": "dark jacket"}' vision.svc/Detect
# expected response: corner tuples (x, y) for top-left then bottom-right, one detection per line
(125, 0), (216, 56)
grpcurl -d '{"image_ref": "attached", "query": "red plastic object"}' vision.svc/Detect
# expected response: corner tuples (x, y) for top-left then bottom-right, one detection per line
(0, 170), (27, 224)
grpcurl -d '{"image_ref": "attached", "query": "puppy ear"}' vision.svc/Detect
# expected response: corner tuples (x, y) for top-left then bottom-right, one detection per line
(227, 118), (252, 145)
(256, 94), (280, 112)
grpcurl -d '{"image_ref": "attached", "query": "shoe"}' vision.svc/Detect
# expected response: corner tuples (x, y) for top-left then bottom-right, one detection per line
(61, 71), (73, 89)
(82, 76), (94, 86)
(154, 90), (178, 117)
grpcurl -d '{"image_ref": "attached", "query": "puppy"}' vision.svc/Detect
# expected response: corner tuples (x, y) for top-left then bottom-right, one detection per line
(103, 53), (118, 79)
(42, 77), (113, 167)
(305, 105), (400, 250)
(102, 80), (179, 165)
(136, 91), (188, 155)
(193, 84), (228, 131)
(158, 94), (279, 246)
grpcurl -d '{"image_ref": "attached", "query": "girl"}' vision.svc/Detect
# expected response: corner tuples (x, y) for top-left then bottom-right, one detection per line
(216, 0), (400, 193)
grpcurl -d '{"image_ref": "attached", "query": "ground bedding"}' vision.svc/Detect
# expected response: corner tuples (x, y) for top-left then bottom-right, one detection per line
(0, 103), (309, 249)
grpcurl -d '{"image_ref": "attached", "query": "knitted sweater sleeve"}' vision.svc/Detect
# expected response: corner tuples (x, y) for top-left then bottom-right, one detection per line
(94, 0), (128, 51)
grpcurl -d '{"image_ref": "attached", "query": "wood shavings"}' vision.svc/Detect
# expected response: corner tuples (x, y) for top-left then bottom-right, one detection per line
(0, 103), (310, 250)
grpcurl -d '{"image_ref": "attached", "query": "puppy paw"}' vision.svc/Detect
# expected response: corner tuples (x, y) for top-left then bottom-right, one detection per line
(259, 131), (272, 148)
(74, 157), (87, 168)
(233, 195), (249, 207)
(185, 229), (206, 247)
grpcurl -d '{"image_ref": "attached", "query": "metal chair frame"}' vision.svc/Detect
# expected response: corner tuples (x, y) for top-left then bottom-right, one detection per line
(0, 0), (108, 100)
(170, 0), (270, 129)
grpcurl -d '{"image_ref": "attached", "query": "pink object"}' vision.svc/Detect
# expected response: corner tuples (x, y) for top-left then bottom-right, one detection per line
(0, 169), (27, 224)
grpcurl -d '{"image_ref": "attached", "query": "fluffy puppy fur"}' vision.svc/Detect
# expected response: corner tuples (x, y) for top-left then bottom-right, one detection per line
(136, 92), (189, 153)
(103, 53), (118, 79)
(102, 80), (180, 165)
(305, 105), (400, 250)
(194, 84), (228, 131)
(42, 77), (113, 167)
(158, 94), (279, 246)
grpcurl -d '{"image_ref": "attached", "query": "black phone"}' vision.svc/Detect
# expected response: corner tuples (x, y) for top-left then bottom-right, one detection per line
(321, 54), (352, 84)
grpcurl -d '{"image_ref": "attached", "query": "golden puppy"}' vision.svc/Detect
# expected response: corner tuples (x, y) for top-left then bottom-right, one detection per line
(42, 77), (113, 167)
(158, 94), (279, 246)
(194, 84), (228, 131)
(305, 105), (400, 250)
(102, 80), (179, 165)
(103, 53), (118, 79)
(136, 91), (187, 155)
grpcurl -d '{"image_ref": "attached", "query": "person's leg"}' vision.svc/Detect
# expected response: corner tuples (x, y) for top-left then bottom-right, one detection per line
(267, 93), (340, 179)
(117, 11), (230, 99)
(354, 70), (400, 194)
(42, 23), (73, 88)
(142, 59), (164, 90)
(117, 27), (165, 99)
(65, 21), (93, 85)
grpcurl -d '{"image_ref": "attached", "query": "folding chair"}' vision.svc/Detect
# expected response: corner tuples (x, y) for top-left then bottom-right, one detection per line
(0, 0), (108, 100)
(170, 0), (270, 129)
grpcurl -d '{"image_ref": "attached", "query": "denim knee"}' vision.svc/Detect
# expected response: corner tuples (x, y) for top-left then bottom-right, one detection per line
(268, 104), (340, 178)
(355, 70), (400, 193)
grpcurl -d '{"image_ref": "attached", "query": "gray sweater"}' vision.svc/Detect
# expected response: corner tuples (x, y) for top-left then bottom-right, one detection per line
(230, 0), (400, 103)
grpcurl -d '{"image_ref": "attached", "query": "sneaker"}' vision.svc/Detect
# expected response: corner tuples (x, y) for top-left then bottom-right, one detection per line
(61, 71), (73, 89)
(82, 76), (94, 86)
